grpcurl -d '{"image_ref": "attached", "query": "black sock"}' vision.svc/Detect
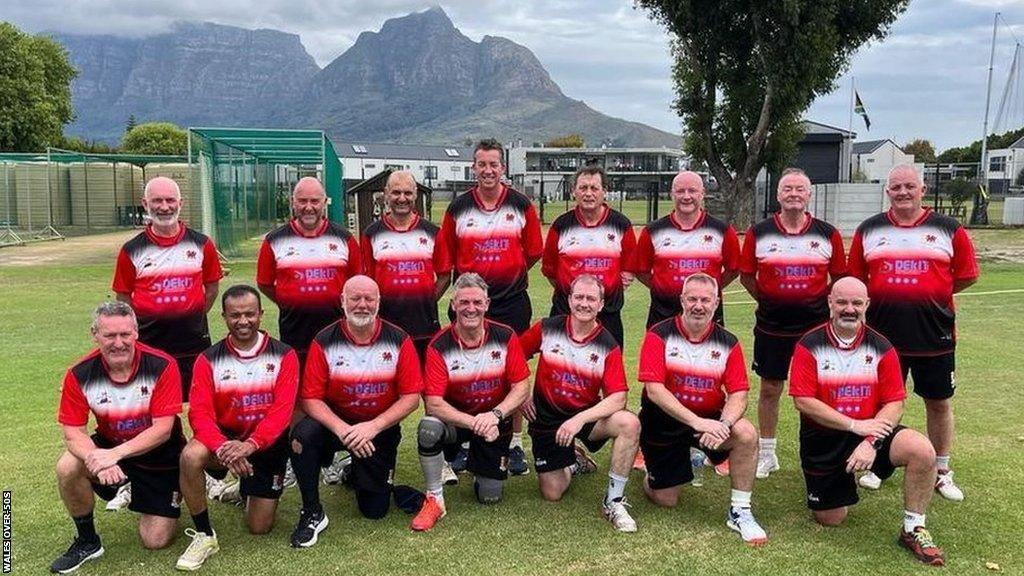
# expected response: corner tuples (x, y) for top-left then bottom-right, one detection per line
(191, 509), (214, 536)
(290, 450), (323, 515)
(73, 512), (98, 543)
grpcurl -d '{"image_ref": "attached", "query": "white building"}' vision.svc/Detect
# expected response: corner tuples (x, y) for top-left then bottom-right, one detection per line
(337, 142), (474, 189)
(851, 139), (914, 183)
(984, 135), (1024, 194)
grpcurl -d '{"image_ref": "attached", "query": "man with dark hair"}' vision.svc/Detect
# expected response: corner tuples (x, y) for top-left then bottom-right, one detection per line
(739, 168), (847, 478)
(175, 285), (299, 570)
(52, 302), (185, 573)
(542, 166), (636, 348)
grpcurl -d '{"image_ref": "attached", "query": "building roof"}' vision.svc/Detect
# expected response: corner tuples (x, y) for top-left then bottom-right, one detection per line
(346, 169), (433, 196)
(852, 139), (898, 155)
(337, 142), (474, 161)
(1008, 135), (1024, 149)
(802, 120), (856, 138)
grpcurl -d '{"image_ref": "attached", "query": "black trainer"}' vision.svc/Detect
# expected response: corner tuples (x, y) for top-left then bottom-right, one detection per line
(50, 537), (104, 574)
(290, 509), (329, 548)
(509, 446), (529, 476)
(451, 447), (469, 474)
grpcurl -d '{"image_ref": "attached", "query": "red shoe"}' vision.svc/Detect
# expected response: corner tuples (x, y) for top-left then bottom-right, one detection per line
(633, 451), (646, 472)
(898, 526), (946, 566)
(411, 495), (446, 532)
(714, 458), (730, 477)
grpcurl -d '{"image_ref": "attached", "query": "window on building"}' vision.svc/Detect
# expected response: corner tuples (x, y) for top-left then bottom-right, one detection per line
(444, 148), (460, 157)
(385, 164), (404, 171)
(866, 158), (875, 163)
(365, 163), (376, 169)
(352, 145), (368, 154)
(990, 156), (1007, 173)
(425, 166), (438, 179)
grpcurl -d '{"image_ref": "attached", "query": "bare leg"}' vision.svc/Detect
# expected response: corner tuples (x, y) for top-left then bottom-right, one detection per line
(246, 497), (279, 535)
(923, 398), (954, 461)
(888, 428), (937, 514)
(56, 451), (95, 518)
(757, 379), (784, 439)
(721, 419), (758, 492)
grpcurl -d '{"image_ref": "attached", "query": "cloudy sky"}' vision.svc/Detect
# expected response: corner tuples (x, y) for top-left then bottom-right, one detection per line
(4, 0), (1024, 151)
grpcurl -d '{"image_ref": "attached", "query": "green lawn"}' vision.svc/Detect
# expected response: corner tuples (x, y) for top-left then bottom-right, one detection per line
(2, 233), (1023, 575)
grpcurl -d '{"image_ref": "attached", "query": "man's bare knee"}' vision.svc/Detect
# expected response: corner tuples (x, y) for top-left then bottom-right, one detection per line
(291, 439), (303, 454)
(813, 508), (847, 527)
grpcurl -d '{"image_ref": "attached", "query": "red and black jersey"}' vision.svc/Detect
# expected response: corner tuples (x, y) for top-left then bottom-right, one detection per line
(302, 319), (422, 423)
(638, 318), (748, 417)
(848, 209), (979, 355)
(634, 211), (740, 320)
(361, 214), (442, 339)
(424, 320), (531, 415)
(189, 333), (298, 453)
(519, 316), (628, 417)
(112, 225), (223, 355)
(541, 206), (636, 314)
(789, 323), (905, 425)
(58, 343), (183, 445)
(435, 185), (543, 313)
(740, 213), (847, 336)
(256, 219), (362, 353)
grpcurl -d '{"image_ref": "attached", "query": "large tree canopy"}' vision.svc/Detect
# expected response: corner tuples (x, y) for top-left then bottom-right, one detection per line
(0, 22), (77, 152)
(637, 0), (909, 226)
(121, 122), (188, 155)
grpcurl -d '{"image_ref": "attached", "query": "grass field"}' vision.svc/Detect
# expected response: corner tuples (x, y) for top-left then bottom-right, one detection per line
(2, 228), (1023, 575)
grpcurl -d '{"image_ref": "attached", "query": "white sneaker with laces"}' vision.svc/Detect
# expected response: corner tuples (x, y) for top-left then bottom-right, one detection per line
(935, 470), (964, 501)
(727, 507), (768, 546)
(441, 461), (459, 486)
(218, 480), (243, 506)
(105, 483), (131, 511)
(603, 499), (637, 533)
(323, 455), (352, 485)
(205, 473), (228, 500)
(755, 451), (780, 479)
(283, 461), (296, 489)
(858, 471), (883, 490)
(175, 528), (219, 571)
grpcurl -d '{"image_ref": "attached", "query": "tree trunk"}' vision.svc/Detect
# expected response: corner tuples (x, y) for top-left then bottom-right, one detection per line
(720, 177), (756, 229)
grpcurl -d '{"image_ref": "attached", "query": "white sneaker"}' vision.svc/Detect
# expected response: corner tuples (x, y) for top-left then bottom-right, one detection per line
(323, 455), (352, 485)
(858, 471), (883, 490)
(205, 473), (228, 500)
(441, 461), (459, 486)
(603, 499), (637, 533)
(755, 452), (780, 479)
(283, 461), (296, 489)
(218, 480), (243, 506)
(175, 529), (219, 571)
(935, 470), (964, 501)
(105, 483), (131, 511)
(727, 507), (768, 546)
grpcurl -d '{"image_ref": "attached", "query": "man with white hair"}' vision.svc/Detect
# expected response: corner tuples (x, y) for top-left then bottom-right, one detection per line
(287, 276), (422, 548)
(848, 164), (978, 500)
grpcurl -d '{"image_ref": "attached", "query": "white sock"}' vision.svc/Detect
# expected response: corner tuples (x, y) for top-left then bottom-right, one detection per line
(730, 489), (752, 510)
(904, 510), (926, 532)
(428, 487), (445, 506)
(936, 455), (951, 472)
(510, 432), (523, 450)
(758, 438), (776, 455)
(605, 472), (628, 505)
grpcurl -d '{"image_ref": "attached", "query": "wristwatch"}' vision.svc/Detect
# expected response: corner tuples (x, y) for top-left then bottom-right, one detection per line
(491, 408), (504, 421)
(866, 435), (884, 450)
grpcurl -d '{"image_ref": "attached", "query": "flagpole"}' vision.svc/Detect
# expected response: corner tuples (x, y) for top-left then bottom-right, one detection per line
(848, 76), (855, 135)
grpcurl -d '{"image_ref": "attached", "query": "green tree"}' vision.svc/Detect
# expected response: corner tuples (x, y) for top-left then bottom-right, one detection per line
(125, 114), (138, 134)
(0, 23), (77, 152)
(121, 122), (187, 155)
(545, 134), (585, 148)
(903, 138), (936, 163)
(56, 135), (118, 154)
(636, 0), (909, 226)
(937, 126), (1024, 164)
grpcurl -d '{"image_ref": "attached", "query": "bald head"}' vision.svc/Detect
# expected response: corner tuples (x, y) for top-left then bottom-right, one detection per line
(342, 275), (380, 328)
(885, 164), (926, 214)
(144, 176), (181, 199)
(828, 277), (869, 334)
(385, 170), (416, 191)
(293, 177), (326, 198)
(671, 171), (705, 218)
(142, 176), (182, 229)
(384, 170), (418, 218)
(672, 171), (704, 193)
(292, 177), (327, 231)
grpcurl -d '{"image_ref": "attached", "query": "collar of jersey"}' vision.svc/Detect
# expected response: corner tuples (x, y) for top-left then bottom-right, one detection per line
(289, 218), (329, 238)
(885, 207), (932, 228)
(339, 318), (382, 346)
(99, 345), (144, 385)
(670, 209), (706, 231)
(564, 315), (602, 345)
(675, 316), (714, 344)
(772, 211), (813, 235)
(383, 212), (420, 232)
(470, 184), (509, 212)
(452, 321), (489, 351)
(144, 223), (186, 246)
(573, 204), (610, 228)
(825, 321), (866, 350)
(225, 331), (271, 359)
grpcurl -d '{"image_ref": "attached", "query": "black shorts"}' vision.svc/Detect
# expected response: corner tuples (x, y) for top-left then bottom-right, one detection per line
(900, 353), (956, 400)
(91, 432), (185, 518)
(638, 403), (728, 489)
(527, 395), (608, 473)
(440, 419), (514, 481)
(799, 423), (905, 511)
(752, 329), (802, 381)
(175, 353), (199, 403)
(207, 433), (290, 500)
(550, 296), (625, 350)
(296, 417), (401, 494)
(412, 336), (432, 367)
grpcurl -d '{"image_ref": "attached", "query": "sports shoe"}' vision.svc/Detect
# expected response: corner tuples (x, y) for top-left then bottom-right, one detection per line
(441, 461), (459, 486)
(898, 526), (946, 566)
(49, 537), (104, 574)
(509, 446), (529, 476)
(602, 499), (637, 533)
(290, 509), (329, 548)
(726, 507), (768, 546)
(571, 444), (598, 476)
(282, 461), (296, 489)
(632, 451), (646, 472)
(175, 529), (219, 571)
(104, 483), (131, 511)
(323, 455), (351, 485)
(858, 471), (883, 490)
(714, 459), (731, 477)
(205, 473), (229, 500)
(690, 448), (707, 487)
(934, 470), (964, 501)
(411, 494), (446, 531)
(217, 480), (243, 506)
(450, 447), (469, 474)
(755, 452), (780, 479)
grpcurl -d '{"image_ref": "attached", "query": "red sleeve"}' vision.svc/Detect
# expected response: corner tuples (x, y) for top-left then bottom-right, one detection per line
(722, 225), (741, 273)
(248, 348), (299, 450)
(829, 229), (848, 278)
(202, 239), (224, 283)
(504, 334), (531, 383)
(518, 321), (543, 358)
(633, 227), (654, 274)
(396, 337), (425, 395)
(187, 355), (228, 451)
(722, 343), (749, 394)
(877, 348), (907, 404)
(424, 345), (449, 397)
(523, 203), (544, 261)
(788, 343), (819, 397)
(540, 226), (560, 281)
(601, 347), (629, 396)
(621, 224), (638, 273)
(345, 235), (362, 280)
(57, 369), (90, 427)
(847, 231), (867, 281)
(151, 355), (183, 418)
(951, 227), (979, 281)
(300, 341), (329, 400)
(637, 331), (666, 383)
(739, 227), (757, 274)
(112, 248), (136, 295)
(434, 212), (456, 274)
(256, 240), (277, 286)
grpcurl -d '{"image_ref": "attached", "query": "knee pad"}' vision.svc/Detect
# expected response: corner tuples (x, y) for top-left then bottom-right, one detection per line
(473, 477), (504, 504)
(356, 489), (391, 520)
(417, 417), (453, 456)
